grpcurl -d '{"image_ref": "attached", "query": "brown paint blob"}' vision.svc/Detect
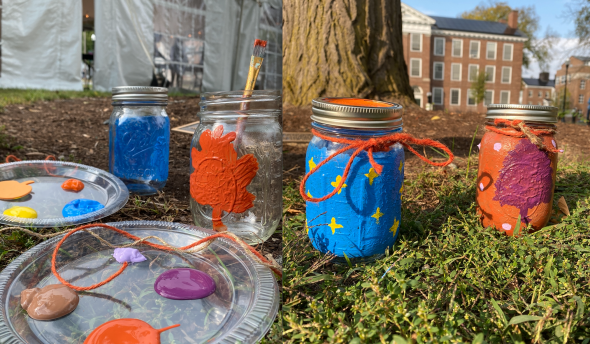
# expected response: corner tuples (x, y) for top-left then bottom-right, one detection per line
(83, 318), (180, 344)
(61, 179), (85, 192)
(20, 284), (79, 321)
(324, 98), (393, 108)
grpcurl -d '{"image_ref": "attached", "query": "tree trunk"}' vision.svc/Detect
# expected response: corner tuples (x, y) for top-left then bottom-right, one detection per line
(283, 0), (414, 106)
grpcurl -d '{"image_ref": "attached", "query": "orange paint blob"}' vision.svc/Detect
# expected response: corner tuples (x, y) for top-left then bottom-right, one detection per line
(61, 179), (85, 192)
(83, 318), (180, 344)
(0, 180), (34, 200)
(324, 98), (393, 108)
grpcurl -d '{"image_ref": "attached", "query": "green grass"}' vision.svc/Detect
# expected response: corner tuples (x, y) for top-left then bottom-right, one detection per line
(0, 88), (110, 111)
(282, 157), (590, 343)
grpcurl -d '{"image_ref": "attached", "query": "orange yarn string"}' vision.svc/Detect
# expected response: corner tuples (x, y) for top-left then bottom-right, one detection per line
(300, 129), (454, 203)
(485, 119), (561, 154)
(51, 223), (282, 291)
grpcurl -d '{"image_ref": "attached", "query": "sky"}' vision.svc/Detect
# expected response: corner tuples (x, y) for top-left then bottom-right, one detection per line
(404, 0), (585, 79)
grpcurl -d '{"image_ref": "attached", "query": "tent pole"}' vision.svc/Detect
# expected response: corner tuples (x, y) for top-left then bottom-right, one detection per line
(231, 0), (245, 90)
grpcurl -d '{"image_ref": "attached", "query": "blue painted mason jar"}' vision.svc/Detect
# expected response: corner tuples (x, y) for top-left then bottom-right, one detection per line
(304, 98), (404, 263)
(109, 87), (170, 196)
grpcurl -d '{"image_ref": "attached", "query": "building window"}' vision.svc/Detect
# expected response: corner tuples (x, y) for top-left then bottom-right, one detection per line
(434, 37), (445, 56)
(410, 58), (421, 77)
(452, 39), (463, 57)
(451, 63), (461, 81)
(433, 62), (444, 80)
(545, 91), (549, 98)
(580, 95), (584, 103)
(411, 33), (421, 52)
(467, 90), (476, 106)
(500, 91), (510, 104)
(433, 87), (444, 105)
(503, 43), (513, 61)
(450, 89), (460, 105)
(484, 90), (494, 106)
(469, 41), (480, 58)
(581, 80), (586, 89)
(528, 90), (532, 97)
(538, 91), (542, 97)
(501, 66), (511, 83)
(486, 42), (497, 60)
(413, 86), (423, 107)
(468, 64), (479, 82)
(485, 66), (495, 83)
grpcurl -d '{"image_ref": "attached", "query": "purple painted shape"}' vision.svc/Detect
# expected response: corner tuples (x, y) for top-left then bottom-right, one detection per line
(112, 248), (147, 264)
(494, 143), (502, 151)
(493, 139), (553, 224)
(154, 268), (216, 300)
(477, 143), (481, 150)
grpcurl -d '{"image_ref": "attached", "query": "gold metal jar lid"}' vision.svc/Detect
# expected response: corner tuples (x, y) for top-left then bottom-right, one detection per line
(486, 104), (558, 123)
(112, 86), (168, 102)
(311, 97), (403, 129)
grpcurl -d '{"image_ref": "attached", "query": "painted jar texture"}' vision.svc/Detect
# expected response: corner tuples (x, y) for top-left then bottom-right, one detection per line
(109, 87), (170, 196)
(476, 104), (559, 235)
(190, 91), (282, 244)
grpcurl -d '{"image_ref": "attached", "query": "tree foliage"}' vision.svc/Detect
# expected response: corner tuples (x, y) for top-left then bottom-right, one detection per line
(566, 0), (590, 50)
(461, 1), (555, 70)
(470, 71), (488, 105)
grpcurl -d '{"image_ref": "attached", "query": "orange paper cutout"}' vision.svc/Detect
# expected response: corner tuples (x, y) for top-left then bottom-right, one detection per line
(83, 318), (179, 344)
(0, 180), (35, 200)
(61, 179), (85, 192)
(190, 125), (258, 231)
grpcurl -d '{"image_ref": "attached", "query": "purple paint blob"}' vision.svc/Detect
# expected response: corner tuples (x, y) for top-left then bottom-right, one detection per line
(551, 139), (556, 148)
(493, 139), (553, 224)
(113, 248), (146, 264)
(477, 143), (481, 150)
(502, 223), (512, 231)
(493, 143), (502, 151)
(154, 268), (216, 300)
(479, 183), (484, 191)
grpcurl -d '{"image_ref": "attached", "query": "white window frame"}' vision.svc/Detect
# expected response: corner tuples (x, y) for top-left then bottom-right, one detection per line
(433, 62), (444, 80)
(468, 64), (479, 82)
(485, 65), (495, 83)
(450, 88), (461, 105)
(432, 87), (444, 105)
(501, 66), (512, 83)
(581, 80), (586, 90)
(580, 95), (584, 103)
(451, 63), (462, 81)
(486, 42), (497, 60)
(500, 91), (510, 104)
(410, 33), (422, 52)
(467, 89), (477, 106)
(484, 90), (494, 106)
(502, 43), (513, 61)
(433, 37), (445, 56)
(452, 39), (463, 57)
(410, 58), (422, 78)
(469, 41), (480, 59)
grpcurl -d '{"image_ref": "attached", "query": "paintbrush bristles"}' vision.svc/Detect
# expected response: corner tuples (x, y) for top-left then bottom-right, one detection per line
(253, 39), (267, 58)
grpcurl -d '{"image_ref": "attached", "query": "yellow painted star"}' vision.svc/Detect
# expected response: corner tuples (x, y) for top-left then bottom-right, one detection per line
(330, 175), (347, 194)
(305, 219), (309, 234)
(371, 207), (384, 224)
(365, 167), (379, 185)
(390, 218), (399, 237)
(307, 190), (313, 198)
(328, 217), (343, 234)
(399, 161), (403, 172)
(309, 157), (317, 171)
(400, 185), (404, 193)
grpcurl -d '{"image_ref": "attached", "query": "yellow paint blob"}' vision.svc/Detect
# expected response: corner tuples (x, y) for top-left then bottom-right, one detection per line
(3, 206), (38, 219)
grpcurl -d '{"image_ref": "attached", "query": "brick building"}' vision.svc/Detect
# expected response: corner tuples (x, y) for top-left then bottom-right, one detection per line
(555, 56), (590, 112)
(401, 3), (527, 112)
(521, 72), (555, 106)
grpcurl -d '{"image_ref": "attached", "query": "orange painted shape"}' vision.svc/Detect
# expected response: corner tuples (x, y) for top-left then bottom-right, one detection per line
(476, 130), (557, 235)
(324, 98), (393, 108)
(61, 179), (85, 192)
(190, 125), (259, 231)
(0, 180), (34, 200)
(83, 318), (180, 344)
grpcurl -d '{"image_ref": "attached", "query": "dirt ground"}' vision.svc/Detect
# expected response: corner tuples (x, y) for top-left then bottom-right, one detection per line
(0, 96), (281, 263)
(283, 103), (590, 179)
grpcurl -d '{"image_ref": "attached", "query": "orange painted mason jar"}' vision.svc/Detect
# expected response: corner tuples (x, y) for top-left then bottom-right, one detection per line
(476, 104), (560, 235)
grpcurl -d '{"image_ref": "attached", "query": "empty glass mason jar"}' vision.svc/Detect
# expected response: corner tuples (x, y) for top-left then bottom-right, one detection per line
(109, 87), (170, 196)
(190, 90), (282, 244)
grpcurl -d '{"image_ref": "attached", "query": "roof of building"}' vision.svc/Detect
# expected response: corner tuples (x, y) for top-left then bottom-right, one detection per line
(522, 77), (555, 87)
(572, 56), (590, 62)
(430, 16), (527, 38)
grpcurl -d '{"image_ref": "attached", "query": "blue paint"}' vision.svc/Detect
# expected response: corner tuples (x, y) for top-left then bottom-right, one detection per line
(305, 123), (404, 259)
(109, 112), (170, 195)
(62, 199), (105, 217)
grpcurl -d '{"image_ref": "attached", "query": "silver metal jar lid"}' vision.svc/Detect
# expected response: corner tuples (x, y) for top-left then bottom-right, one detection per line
(486, 104), (558, 123)
(112, 86), (168, 102)
(311, 97), (403, 129)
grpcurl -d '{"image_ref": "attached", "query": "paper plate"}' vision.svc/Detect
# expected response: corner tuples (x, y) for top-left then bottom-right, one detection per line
(0, 160), (129, 227)
(0, 221), (279, 344)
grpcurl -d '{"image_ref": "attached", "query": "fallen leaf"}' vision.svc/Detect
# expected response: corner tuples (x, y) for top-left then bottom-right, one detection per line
(18, 106), (24, 110)
(103, 108), (109, 112)
(558, 196), (570, 216)
(87, 149), (94, 155)
(83, 102), (88, 104)
(83, 134), (90, 138)
(431, 116), (440, 121)
(29, 109), (41, 113)
(25, 152), (47, 156)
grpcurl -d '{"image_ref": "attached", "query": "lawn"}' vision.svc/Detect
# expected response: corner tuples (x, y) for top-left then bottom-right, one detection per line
(0, 88), (110, 112)
(282, 154), (590, 343)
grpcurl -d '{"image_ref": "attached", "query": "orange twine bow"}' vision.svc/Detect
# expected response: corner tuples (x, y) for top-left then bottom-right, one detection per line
(300, 129), (454, 203)
(485, 119), (561, 154)
(51, 223), (282, 291)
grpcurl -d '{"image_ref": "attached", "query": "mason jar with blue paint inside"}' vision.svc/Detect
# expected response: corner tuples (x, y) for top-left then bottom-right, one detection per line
(303, 98), (405, 263)
(109, 86), (170, 196)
